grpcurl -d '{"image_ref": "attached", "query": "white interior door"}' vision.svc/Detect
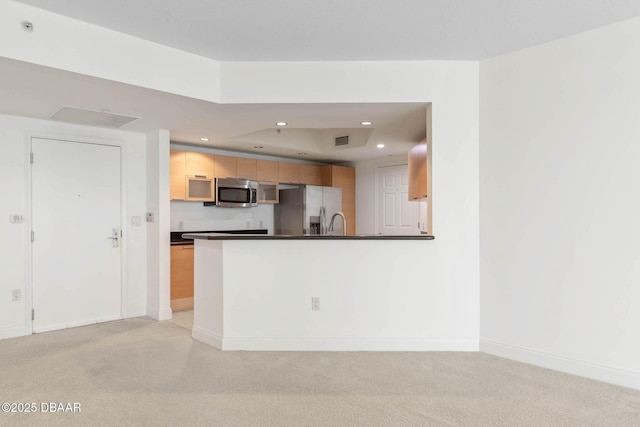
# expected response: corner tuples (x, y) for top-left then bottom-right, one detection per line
(377, 164), (426, 235)
(31, 138), (122, 333)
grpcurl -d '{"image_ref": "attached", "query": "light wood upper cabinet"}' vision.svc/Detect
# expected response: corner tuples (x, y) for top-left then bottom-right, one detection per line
(408, 140), (428, 201)
(256, 160), (279, 182)
(299, 165), (326, 185)
(327, 165), (356, 235)
(185, 151), (215, 178)
(214, 155), (237, 178)
(236, 157), (257, 180)
(278, 162), (299, 184)
(170, 150), (186, 200)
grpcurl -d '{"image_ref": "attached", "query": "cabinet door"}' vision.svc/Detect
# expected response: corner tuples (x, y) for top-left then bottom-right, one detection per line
(330, 165), (356, 235)
(185, 151), (215, 178)
(214, 155), (237, 178)
(257, 160), (279, 182)
(278, 162), (299, 184)
(299, 165), (324, 185)
(258, 182), (279, 204)
(170, 245), (194, 311)
(236, 157), (257, 180)
(170, 150), (186, 200)
(408, 141), (428, 200)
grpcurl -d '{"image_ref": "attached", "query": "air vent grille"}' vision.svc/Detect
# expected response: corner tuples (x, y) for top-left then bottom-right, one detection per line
(335, 135), (349, 146)
(50, 106), (139, 128)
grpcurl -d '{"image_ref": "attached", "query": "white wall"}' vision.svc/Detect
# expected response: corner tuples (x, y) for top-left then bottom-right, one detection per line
(0, 113), (148, 339)
(479, 17), (640, 389)
(0, 0), (221, 102)
(171, 202), (274, 234)
(194, 239), (477, 351)
(146, 130), (172, 320)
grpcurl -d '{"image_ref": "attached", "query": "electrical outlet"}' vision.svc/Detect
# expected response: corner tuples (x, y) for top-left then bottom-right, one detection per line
(145, 212), (154, 223)
(246, 221), (251, 228)
(259, 220), (264, 228)
(178, 221), (184, 230)
(311, 297), (320, 311)
(11, 289), (22, 301)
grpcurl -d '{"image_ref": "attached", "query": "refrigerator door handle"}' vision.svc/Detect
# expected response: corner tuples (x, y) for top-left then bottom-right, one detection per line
(320, 206), (326, 235)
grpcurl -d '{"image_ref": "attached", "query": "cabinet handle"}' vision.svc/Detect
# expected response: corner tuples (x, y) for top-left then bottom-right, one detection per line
(182, 246), (194, 250)
(263, 178), (273, 182)
(194, 174), (207, 178)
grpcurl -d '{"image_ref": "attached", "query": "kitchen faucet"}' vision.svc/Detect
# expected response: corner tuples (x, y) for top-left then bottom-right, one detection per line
(328, 212), (347, 236)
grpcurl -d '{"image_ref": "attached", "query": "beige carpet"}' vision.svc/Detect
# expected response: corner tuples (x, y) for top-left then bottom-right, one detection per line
(0, 317), (638, 427)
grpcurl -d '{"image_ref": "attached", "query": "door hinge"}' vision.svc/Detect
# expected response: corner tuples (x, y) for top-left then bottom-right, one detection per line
(30, 152), (34, 164)
(31, 309), (34, 321)
(31, 230), (35, 242)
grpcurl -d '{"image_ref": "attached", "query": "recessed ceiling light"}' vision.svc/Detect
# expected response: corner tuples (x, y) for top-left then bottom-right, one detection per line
(361, 121), (372, 126)
(200, 137), (209, 142)
(377, 143), (385, 148)
(253, 146), (263, 149)
(276, 122), (288, 126)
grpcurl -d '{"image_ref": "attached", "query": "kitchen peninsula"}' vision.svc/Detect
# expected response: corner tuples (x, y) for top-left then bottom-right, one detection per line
(184, 233), (478, 352)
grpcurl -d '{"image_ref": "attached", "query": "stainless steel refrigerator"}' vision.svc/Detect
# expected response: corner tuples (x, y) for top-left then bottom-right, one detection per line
(275, 185), (343, 235)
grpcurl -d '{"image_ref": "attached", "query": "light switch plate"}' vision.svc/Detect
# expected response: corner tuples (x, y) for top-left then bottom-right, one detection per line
(131, 216), (142, 226)
(145, 213), (154, 223)
(9, 213), (24, 224)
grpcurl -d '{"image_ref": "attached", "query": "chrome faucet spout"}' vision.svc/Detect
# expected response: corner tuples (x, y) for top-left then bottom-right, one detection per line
(328, 212), (347, 236)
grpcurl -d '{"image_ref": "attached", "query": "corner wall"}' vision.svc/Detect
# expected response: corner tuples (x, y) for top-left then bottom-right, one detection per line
(479, 17), (640, 389)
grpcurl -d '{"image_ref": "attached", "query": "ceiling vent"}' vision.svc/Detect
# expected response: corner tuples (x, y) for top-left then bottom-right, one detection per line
(334, 135), (349, 146)
(50, 106), (139, 128)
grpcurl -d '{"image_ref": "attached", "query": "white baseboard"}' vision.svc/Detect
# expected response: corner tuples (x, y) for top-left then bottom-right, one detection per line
(146, 306), (173, 321)
(480, 338), (640, 391)
(192, 326), (222, 349)
(0, 325), (28, 340)
(218, 337), (479, 352)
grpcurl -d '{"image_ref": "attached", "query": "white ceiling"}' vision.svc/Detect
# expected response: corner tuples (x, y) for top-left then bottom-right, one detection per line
(14, 0), (640, 61)
(5, 1), (640, 162)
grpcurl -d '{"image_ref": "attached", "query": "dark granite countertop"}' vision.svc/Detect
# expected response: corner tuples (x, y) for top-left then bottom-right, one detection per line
(182, 233), (435, 240)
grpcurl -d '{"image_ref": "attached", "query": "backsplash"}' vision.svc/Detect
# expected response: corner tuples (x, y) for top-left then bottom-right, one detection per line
(170, 201), (274, 234)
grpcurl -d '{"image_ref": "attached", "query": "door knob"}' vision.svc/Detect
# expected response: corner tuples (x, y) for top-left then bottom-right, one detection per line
(107, 228), (120, 248)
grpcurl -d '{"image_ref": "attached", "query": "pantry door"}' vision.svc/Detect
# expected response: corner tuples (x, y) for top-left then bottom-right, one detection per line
(31, 137), (122, 333)
(377, 164), (426, 235)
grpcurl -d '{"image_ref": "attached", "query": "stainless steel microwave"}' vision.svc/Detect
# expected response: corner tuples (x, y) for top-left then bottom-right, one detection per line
(215, 178), (258, 207)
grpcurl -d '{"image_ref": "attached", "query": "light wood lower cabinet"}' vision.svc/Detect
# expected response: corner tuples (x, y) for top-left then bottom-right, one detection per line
(170, 245), (194, 311)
